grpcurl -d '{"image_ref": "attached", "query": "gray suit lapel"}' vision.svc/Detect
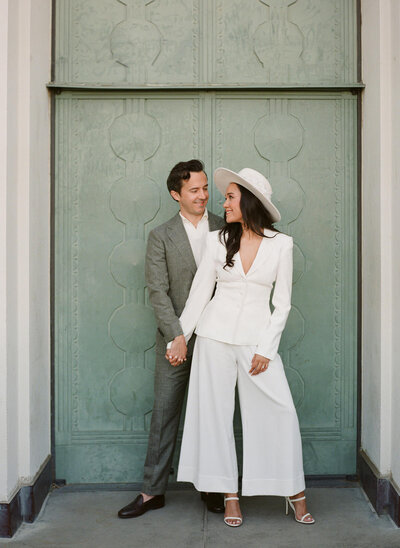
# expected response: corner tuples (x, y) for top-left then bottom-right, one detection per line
(167, 214), (197, 276)
(167, 211), (224, 276)
(208, 211), (224, 231)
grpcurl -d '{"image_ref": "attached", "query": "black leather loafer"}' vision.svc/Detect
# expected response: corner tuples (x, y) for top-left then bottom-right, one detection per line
(118, 494), (165, 518)
(200, 492), (225, 513)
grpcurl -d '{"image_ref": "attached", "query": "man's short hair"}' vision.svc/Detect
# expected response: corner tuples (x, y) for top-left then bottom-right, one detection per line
(167, 159), (206, 194)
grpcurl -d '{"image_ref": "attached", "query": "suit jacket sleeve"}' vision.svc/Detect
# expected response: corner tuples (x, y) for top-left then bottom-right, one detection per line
(145, 229), (183, 342)
(256, 237), (293, 361)
(179, 232), (218, 342)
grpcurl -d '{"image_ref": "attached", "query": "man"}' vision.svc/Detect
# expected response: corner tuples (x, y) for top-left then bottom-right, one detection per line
(118, 159), (225, 518)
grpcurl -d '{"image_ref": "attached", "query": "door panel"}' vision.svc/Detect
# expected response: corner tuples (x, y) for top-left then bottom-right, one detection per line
(55, 93), (207, 482)
(54, 0), (358, 87)
(214, 94), (357, 473)
(55, 91), (357, 482)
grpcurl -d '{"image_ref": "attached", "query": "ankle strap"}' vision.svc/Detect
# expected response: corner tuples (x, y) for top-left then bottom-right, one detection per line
(290, 496), (306, 502)
(224, 497), (239, 502)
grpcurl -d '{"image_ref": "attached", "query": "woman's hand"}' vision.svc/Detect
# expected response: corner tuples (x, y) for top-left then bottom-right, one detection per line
(166, 335), (187, 367)
(249, 354), (270, 375)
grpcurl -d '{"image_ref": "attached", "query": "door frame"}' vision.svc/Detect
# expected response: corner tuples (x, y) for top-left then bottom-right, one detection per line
(49, 0), (363, 487)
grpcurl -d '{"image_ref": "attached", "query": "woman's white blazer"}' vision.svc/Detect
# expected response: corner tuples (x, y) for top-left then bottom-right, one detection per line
(179, 228), (293, 361)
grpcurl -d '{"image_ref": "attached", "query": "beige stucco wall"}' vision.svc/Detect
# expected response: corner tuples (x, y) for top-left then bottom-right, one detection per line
(361, 0), (400, 488)
(361, 0), (386, 473)
(389, 0), (400, 490)
(0, 0), (21, 504)
(0, 0), (51, 503)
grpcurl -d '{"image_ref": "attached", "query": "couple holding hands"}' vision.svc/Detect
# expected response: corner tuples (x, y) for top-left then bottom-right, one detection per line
(118, 159), (314, 527)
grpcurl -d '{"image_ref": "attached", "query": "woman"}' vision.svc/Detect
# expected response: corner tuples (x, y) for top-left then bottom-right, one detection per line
(166, 167), (314, 527)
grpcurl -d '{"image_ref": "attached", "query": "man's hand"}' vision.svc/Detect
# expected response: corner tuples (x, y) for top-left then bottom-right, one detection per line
(166, 335), (187, 367)
(249, 354), (270, 375)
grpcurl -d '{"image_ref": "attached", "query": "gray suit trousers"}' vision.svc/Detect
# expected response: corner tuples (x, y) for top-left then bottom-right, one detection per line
(142, 351), (192, 495)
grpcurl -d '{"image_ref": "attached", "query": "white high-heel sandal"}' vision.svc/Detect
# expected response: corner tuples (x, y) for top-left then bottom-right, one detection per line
(224, 496), (243, 527)
(285, 495), (315, 524)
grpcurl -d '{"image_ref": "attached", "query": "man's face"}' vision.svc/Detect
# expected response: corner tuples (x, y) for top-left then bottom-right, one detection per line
(170, 171), (209, 218)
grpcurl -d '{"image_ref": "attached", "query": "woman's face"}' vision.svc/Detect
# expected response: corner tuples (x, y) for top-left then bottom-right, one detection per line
(223, 183), (243, 224)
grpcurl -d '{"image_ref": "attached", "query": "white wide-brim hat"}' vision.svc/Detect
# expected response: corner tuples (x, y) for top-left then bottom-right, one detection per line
(214, 167), (281, 222)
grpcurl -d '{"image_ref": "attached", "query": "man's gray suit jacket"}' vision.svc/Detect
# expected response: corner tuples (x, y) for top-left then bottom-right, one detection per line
(145, 211), (224, 356)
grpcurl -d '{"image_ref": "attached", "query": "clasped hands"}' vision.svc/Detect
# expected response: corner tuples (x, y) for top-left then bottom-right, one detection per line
(166, 335), (270, 374)
(165, 335), (187, 366)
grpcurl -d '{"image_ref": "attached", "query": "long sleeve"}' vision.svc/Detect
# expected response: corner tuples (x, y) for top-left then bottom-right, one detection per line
(179, 232), (218, 342)
(256, 237), (293, 360)
(145, 229), (183, 342)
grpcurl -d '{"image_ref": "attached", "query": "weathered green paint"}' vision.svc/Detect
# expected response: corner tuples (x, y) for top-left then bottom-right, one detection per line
(54, 0), (358, 483)
(54, 92), (357, 482)
(54, 0), (358, 87)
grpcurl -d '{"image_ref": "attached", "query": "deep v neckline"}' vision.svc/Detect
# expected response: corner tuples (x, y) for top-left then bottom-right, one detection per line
(238, 236), (264, 276)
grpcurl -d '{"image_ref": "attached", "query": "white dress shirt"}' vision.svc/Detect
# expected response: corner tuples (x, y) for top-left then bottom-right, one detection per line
(166, 210), (210, 350)
(179, 210), (209, 267)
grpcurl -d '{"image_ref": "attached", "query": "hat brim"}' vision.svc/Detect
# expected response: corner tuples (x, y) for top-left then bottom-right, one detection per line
(214, 168), (281, 223)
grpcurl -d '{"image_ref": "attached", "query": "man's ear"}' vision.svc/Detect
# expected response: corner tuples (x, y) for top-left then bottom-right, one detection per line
(170, 190), (180, 202)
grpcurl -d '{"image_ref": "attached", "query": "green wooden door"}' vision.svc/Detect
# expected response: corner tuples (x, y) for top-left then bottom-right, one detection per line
(54, 0), (359, 483)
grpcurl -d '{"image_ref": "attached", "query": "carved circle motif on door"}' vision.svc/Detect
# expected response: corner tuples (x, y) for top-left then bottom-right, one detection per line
(111, 19), (161, 66)
(108, 102), (161, 428)
(254, 0), (303, 80)
(254, 113), (303, 162)
(268, 174), (305, 226)
(110, 178), (160, 225)
(110, 0), (161, 82)
(110, 240), (147, 289)
(110, 112), (161, 163)
(110, 367), (155, 418)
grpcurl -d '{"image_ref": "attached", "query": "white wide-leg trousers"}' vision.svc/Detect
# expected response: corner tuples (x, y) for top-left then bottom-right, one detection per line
(177, 336), (306, 496)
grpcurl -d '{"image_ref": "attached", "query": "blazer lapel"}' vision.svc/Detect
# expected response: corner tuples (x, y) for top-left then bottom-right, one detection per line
(234, 230), (275, 277)
(208, 211), (224, 231)
(243, 236), (266, 277)
(245, 229), (278, 275)
(167, 214), (197, 276)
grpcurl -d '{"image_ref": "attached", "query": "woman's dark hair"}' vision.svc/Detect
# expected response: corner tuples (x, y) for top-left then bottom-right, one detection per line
(167, 159), (206, 195)
(219, 184), (279, 269)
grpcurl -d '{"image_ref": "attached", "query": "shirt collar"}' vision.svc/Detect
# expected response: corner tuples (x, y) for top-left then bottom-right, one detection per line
(179, 209), (208, 226)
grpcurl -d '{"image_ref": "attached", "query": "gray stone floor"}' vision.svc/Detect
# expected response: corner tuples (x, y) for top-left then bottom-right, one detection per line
(1, 487), (399, 548)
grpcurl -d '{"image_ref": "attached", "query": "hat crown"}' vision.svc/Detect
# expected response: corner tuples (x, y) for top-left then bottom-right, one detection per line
(213, 165), (281, 222)
(237, 168), (272, 199)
